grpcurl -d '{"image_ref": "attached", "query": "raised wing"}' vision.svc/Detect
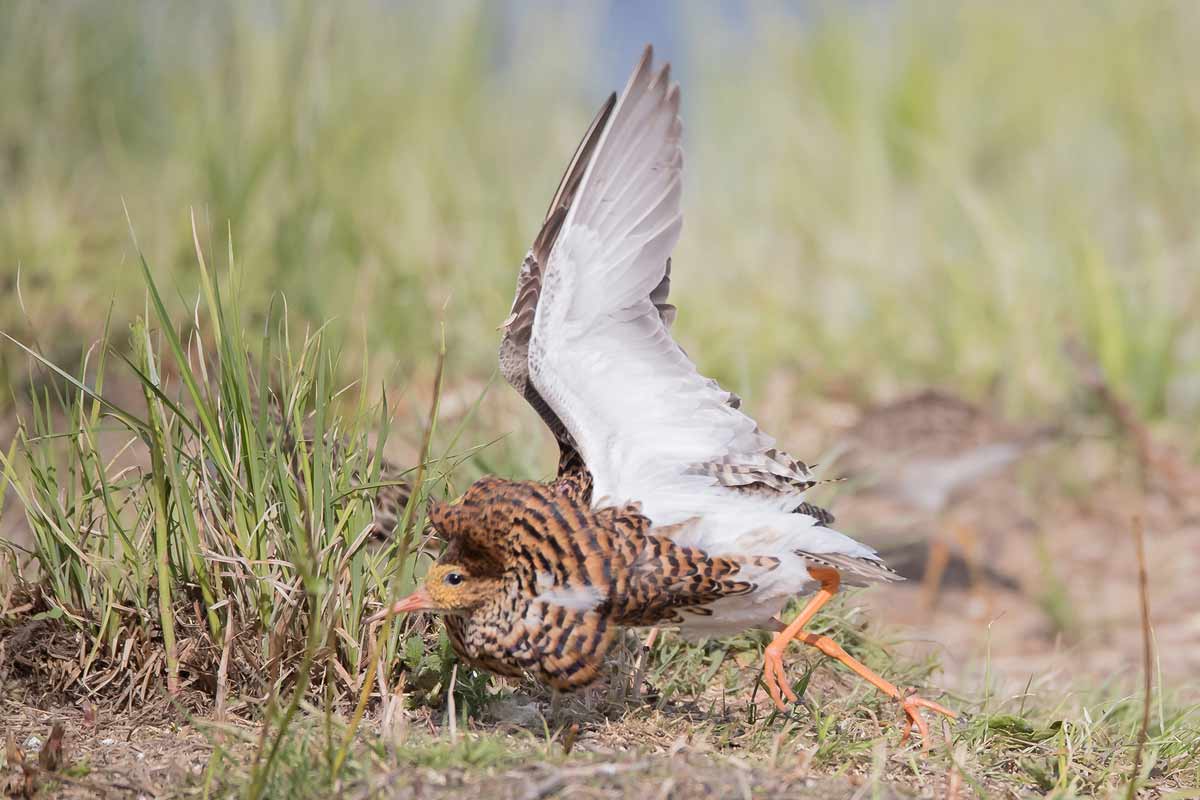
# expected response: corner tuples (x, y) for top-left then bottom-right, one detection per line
(500, 72), (680, 479)
(526, 46), (824, 528)
(498, 93), (614, 478)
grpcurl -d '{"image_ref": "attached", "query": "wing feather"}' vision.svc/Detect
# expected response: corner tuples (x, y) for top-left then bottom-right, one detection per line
(498, 93), (616, 474)
(521, 46), (882, 571)
(499, 56), (677, 472)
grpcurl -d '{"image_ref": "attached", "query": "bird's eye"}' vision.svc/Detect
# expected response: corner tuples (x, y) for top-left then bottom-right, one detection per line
(444, 572), (464, 586)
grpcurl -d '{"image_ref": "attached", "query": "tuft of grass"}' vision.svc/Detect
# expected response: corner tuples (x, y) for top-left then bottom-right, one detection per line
(0, 222), (481, 785)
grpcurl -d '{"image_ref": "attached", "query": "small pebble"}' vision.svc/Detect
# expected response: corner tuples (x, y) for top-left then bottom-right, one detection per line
(100, 738), (116, 746)
(23, 736), (41, 751)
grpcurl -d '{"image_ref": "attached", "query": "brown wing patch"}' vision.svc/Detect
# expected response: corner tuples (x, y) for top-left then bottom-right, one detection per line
(794, 550), (903, 585)
(481, 480), (780, 629)
(689, 447), (818, 496)
(794, 501), (835, 526)
(608, 527), (778, 628)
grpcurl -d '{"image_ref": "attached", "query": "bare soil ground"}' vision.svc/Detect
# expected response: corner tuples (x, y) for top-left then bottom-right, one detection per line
(853, 466), (1200, 700)
(2, 692), (241, 799)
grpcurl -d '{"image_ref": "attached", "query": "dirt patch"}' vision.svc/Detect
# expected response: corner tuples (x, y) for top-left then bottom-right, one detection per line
(0, 671), (951, 799)
(339, 753), (908, 800)
(846, 460), (1200, 702)
(2, 686), (252, 799)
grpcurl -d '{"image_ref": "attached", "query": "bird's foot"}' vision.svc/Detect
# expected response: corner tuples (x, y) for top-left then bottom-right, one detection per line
(761, 644), (798, 711)
(897, 689), (957, 749)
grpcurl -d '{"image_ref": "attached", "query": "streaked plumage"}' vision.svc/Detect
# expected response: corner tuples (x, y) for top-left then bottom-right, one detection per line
(430, 477), (779, 689)
(833, 389), (1057, 515)
(377, 45), (954, 746)
(829, 389), (1058, 608)
(500, 46), (893, 635)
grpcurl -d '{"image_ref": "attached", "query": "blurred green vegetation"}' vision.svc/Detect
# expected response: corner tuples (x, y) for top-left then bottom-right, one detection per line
(3, 0), (1199, 428)
(0, 2), (600, 393)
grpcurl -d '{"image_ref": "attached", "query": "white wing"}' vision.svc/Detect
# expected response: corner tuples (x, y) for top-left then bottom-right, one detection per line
(526, 46), (885, 573)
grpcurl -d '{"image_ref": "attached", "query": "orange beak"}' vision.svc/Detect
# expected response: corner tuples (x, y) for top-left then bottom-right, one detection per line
(367, 586), (434, 625)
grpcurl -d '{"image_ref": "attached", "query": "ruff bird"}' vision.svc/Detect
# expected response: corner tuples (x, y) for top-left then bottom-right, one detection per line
(834, 389), (1052, 515)
(373, 45), (955, 744)
(832, 389), (1057, 607)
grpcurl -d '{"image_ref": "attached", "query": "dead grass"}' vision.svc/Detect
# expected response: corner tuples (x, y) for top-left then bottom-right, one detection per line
(3, 683), (250, 799)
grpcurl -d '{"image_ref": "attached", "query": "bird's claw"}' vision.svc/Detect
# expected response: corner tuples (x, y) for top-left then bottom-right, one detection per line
(761, 645), (797, 711)
(761, 651), (957, 753)
(897, 689), (957, 750)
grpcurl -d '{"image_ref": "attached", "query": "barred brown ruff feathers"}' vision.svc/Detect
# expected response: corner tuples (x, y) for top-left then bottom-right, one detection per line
(418, 477), (775, 690)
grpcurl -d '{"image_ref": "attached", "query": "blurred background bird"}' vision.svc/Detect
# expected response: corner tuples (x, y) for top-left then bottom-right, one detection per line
(827, 389), (1060, 612)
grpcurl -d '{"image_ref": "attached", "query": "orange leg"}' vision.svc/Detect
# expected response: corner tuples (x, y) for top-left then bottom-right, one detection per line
(950, 521), (994, 618)
(921, 536), (952, 613)
(761, 567), (957, 749)
(762, 569), (841, 709)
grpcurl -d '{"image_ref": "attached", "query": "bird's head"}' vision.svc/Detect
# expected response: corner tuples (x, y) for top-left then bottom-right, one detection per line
(368, 487), (517, 623)
(368, 562), (500, 622)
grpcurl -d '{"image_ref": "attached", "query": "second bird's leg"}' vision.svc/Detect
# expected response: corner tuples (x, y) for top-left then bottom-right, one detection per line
(632, 628), (659, 699)
(920, 531), (952, 612)
(950, 520), (994, 617)
(921, 518), (988, 614)
(760, 566), (957, 748)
